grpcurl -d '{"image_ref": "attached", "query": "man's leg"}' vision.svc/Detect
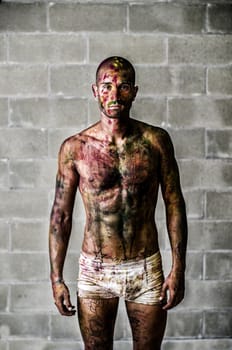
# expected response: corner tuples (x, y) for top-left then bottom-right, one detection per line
(77, 296), (119, 350)
(125, 301), (167, 350)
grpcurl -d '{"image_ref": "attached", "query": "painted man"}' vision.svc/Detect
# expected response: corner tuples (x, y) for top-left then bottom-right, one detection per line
(49, 56), (188, 350)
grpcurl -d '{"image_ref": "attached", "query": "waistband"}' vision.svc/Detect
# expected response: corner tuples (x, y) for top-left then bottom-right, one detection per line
(79, 250), (161, 269)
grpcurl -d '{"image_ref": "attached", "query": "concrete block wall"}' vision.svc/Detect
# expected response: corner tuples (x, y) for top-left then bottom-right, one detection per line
(0, 1), (231, 349)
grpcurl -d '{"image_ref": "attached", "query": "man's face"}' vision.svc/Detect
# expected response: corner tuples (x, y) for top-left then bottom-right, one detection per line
(92, 66), (138, 119)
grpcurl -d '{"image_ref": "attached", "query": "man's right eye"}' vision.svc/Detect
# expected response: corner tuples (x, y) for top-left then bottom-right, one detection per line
(102, 84), (112, 91)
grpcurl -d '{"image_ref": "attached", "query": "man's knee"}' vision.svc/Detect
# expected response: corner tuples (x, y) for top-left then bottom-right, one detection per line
(84, 336), (114, 350)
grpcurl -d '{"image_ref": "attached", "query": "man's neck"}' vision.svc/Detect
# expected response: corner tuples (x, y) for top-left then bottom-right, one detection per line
(100, 113), (130, 142)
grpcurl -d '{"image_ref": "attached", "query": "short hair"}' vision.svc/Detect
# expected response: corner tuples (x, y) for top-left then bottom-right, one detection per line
(96, 56), (136, 84)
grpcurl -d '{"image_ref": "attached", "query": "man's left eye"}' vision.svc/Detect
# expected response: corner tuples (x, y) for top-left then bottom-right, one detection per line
(120, 84), (130, 91)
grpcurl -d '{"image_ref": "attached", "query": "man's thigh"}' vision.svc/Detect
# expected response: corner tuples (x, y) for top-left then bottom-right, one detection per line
(126, 300), (167, 350)
(77, 296), (119, 350)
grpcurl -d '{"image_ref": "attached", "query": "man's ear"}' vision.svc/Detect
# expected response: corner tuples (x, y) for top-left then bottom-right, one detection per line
(133, 86), (138, 101)
(92, 84), (98, 100)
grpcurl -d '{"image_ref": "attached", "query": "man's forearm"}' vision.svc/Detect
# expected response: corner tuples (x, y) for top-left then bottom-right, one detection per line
(166, 200), (188, 273)
(49, 218), (72, 283)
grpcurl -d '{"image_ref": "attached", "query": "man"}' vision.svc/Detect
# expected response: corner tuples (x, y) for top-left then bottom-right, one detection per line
(49, 56), (187, 350)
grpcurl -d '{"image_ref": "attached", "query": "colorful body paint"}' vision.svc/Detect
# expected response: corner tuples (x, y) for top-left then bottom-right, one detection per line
(49, 58), (187, 349)
(75, 121), (161, 261)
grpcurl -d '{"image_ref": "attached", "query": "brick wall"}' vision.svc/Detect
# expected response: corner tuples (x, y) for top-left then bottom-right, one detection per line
(0, 1), (231, 349)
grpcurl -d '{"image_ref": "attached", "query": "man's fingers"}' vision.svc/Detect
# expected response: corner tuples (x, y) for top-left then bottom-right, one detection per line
(55, 302), (75, 316)
(162, 289), (184, 310)
(162, 293), (176, 310)
(54, 296), (76, 316)
(160, 282), (167, 301)
(64, 291), (72, 308)
(162, 290), (174, 310)
(64, 293), (76, 314)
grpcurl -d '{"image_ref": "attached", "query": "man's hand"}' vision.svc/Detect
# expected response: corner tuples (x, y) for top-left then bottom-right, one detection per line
(52, 281), (76, 316)
(160, 271), (185, 310)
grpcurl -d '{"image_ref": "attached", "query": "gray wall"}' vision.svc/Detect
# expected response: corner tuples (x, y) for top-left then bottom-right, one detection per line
(0, 1), (231, 349)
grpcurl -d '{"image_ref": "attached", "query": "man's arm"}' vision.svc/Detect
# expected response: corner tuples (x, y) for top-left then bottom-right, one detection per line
(49, 139), (79, 316)
(157, 129), (188, 310)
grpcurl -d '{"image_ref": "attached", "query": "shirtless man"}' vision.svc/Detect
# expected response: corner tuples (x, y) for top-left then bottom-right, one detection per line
(49, 56), (187, 350)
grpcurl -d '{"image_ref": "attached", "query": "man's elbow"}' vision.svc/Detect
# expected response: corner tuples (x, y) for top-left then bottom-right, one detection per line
(50, 206), (72, 227)
(166, 195), (187, 217)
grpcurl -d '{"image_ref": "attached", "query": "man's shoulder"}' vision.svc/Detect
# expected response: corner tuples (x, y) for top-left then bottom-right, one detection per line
(133, 119), (170, 140)
(60, 133), (82, 150)
(61, 122), (100, 149)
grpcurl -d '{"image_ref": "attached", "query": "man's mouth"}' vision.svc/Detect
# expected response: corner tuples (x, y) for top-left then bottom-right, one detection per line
(108, 101), (124, 109)
(109, 104), (121, 109)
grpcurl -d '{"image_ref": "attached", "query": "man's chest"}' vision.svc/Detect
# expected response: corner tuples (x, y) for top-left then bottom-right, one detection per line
(75, 139), (159, 190)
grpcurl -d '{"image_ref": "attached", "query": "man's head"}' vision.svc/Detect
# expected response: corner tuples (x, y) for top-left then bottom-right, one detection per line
(95, 56), (136, 85)
(92, 56), (138, 119)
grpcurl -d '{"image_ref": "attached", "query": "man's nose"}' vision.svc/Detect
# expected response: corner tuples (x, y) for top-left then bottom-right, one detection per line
(110, 87), (120, 101)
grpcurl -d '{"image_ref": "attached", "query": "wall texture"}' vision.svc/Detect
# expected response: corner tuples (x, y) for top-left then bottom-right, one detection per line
(0, 1), (232, 349)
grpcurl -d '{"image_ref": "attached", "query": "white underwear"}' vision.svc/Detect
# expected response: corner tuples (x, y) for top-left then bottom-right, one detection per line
(77, 251), (165, 305)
